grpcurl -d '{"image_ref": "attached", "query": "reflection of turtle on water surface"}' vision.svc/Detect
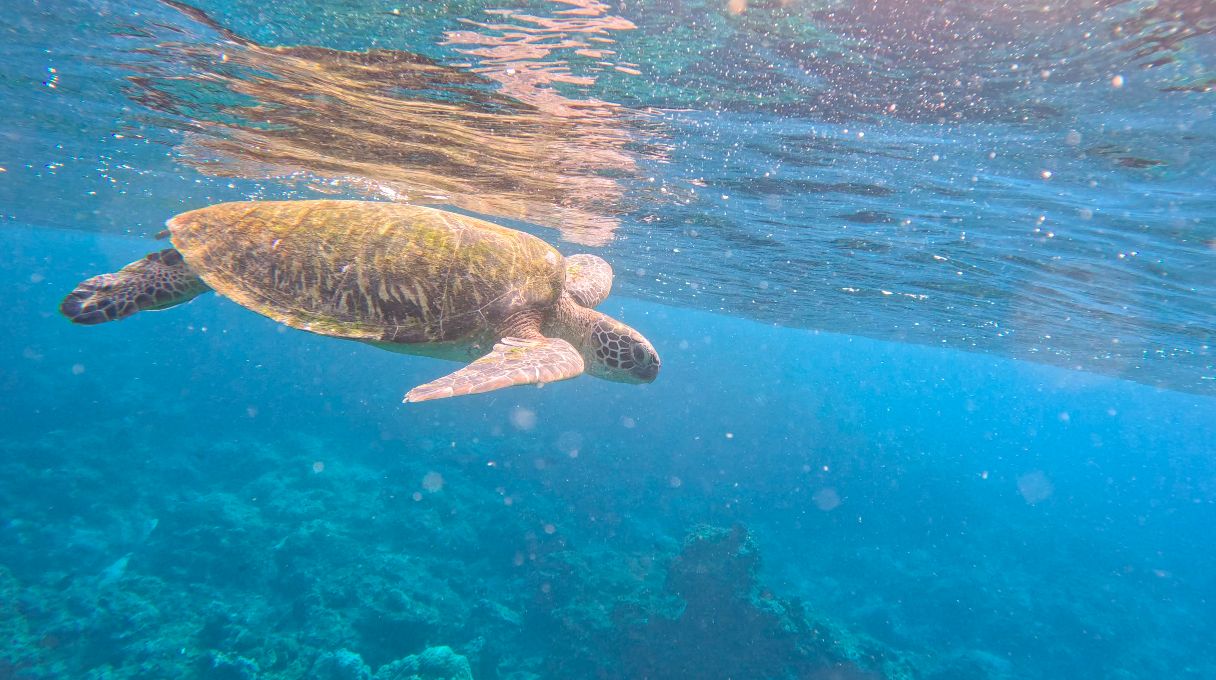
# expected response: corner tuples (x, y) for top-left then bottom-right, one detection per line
(61, 200), (659, 402)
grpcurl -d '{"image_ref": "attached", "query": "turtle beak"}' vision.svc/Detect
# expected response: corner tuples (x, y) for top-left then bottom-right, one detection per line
(636, 361), (659, 383)
(629, 340), (660, 383)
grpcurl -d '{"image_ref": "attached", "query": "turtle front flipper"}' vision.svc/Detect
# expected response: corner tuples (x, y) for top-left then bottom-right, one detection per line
(61, 249), (210, 325)
(564, 254), (613, 308)
(404, 337), (585, 403)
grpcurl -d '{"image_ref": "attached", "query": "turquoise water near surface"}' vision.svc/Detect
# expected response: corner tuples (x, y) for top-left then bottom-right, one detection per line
(3, 0), (1215, 678)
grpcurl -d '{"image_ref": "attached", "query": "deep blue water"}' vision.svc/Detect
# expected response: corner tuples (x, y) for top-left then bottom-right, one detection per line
(3, 1), (1215, 679)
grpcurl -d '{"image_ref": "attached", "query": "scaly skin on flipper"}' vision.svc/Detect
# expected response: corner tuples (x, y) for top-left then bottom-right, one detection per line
(405, 336), (586, 402)
(167, 200), (565, 343)
(563, 253), (613, 308)
(60, 249), (210, 324)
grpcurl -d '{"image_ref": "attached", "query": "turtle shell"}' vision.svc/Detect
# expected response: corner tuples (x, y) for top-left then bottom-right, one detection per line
(167, 200), (565, 343)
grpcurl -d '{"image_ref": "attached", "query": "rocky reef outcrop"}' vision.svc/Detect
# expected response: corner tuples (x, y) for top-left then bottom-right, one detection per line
(527, 523), (911, 680)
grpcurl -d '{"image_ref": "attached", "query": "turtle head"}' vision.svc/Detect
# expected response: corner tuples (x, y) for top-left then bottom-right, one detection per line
(582, 314), (660, 384)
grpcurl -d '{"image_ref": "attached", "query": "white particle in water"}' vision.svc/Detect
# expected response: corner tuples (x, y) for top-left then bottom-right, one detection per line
(422, 471), (444, 492)
(510, 407), (537, 431)
(813, 488), (840, 511)
(1017, 471), (1055, 505)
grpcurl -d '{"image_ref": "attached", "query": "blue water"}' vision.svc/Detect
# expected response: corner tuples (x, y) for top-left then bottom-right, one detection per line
(3, 1), (1216, 679)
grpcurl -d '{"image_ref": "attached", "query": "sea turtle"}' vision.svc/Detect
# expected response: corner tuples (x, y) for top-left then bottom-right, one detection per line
(60, 200), (659, 402)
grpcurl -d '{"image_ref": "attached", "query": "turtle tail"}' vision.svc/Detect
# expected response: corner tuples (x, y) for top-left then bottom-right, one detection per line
(61, 249), (210, 325)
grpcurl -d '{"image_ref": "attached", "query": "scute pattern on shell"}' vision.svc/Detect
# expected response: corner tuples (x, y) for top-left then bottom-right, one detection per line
(168, 200), (566, 343)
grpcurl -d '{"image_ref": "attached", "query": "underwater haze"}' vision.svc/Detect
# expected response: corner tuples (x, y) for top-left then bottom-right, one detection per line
(2, 0), (1215, 679)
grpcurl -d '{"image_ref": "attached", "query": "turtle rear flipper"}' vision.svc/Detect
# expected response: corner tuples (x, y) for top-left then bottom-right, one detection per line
(404, 337), (585, 402)
(61, 249), (210, 325)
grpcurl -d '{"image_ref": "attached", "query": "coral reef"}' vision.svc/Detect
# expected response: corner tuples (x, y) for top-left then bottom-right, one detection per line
(307, 645), (474, 680)
(1, 415), (912, 680)
(620, 525), (908, 680)
(515, 522), (910, 680)
(375, 646), (474, 680)
(1, 371), (1211, 680)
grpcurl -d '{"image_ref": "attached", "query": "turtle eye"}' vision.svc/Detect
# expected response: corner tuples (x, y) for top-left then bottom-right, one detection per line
(631, 344), (647, 364)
